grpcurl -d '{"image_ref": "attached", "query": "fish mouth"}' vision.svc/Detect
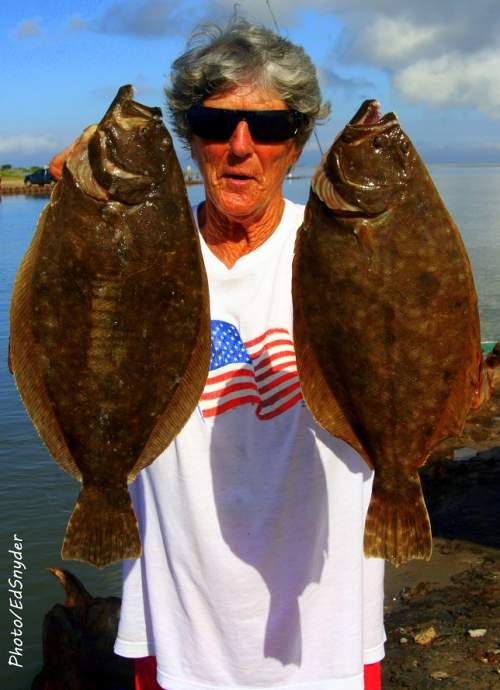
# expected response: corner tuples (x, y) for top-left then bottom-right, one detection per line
(349, 99), (383, 126)
(343, 99), (399, 143)
(102, 84), (162, 123)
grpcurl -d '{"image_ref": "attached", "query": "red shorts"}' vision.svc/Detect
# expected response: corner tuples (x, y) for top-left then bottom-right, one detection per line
(135, 656), (382, 690)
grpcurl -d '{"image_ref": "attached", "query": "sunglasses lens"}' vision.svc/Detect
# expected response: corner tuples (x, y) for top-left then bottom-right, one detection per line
(247, 111), (299, 141)
(187, 107), (236, 140)
(187, 106), (302, 142)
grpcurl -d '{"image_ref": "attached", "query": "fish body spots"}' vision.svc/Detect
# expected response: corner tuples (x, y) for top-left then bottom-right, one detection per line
(417, 271), (440, 297)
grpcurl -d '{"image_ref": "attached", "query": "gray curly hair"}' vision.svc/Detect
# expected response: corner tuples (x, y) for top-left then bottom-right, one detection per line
(165, 18), (330, 149)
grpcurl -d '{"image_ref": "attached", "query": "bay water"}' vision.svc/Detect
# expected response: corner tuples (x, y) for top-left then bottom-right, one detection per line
(1, 165), (499, 689)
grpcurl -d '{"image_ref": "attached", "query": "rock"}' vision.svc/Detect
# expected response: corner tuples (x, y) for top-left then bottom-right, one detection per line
(31, 568), (134, 690)
(413, 626), (438, 645)
(430, 671), (451, 680)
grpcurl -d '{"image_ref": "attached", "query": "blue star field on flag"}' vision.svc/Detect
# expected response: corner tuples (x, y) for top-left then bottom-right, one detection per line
(210, 320), (252, 370)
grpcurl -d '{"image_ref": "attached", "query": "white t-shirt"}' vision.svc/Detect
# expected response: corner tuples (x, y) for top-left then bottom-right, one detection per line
(114, 199), (385, 690)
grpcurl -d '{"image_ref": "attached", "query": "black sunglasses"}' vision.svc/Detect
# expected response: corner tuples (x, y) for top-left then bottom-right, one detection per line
(186, 104), (305, 143)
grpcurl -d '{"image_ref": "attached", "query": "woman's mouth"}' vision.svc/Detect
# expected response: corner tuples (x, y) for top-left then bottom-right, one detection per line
(224, 173), (253, 180)
(223, 172), (255, 187)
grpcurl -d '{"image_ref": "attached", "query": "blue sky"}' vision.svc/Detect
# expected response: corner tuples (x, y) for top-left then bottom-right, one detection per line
(2, 0), (500, 168)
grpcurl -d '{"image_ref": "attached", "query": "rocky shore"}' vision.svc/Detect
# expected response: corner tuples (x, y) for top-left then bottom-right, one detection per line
(383, 451), (500, 689)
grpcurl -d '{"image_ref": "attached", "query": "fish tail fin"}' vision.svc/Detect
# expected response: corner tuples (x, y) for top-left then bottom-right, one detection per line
(62, 483), (141, 568)
(364, 474), (432, 567)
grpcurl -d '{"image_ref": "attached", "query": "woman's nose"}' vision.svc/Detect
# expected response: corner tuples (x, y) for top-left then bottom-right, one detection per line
(228, 120), (255, 157)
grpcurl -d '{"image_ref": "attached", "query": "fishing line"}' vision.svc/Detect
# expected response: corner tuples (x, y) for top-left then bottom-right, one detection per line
(264, 0), (324, 157)
(266, 0), (281, 33)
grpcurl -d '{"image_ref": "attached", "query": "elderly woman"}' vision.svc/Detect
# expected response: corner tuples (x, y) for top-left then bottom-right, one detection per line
(112, 19), (385, 690)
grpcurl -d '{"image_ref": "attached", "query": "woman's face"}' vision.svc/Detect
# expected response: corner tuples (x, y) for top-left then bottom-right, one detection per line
(190, 84), (302, 224)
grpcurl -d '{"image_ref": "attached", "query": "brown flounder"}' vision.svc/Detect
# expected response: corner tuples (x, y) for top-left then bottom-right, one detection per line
(10, 85), (210, 568)
(292, 100), (483, 566)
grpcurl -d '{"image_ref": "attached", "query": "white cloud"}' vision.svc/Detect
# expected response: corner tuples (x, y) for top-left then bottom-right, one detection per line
(363, 16), (439, 63)
(16, 19), (41, 40)
(395, 48), (500, 118)
(0, 134), (57, 155)
(314, 1), (500, 119)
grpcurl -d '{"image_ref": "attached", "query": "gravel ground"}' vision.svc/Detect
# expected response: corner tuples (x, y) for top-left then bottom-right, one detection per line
(383, 451), (500, 689)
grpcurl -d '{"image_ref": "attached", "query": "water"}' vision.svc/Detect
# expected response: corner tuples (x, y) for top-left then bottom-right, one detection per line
(1, 166), (499, 688)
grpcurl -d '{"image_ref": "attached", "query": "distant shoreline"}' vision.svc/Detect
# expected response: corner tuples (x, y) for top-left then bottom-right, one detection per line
(2, 162), (500, 192)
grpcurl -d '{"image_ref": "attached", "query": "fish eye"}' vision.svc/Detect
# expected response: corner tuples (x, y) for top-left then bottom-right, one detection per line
(400, 138), (410, 153)
(373, 134), (387, 150)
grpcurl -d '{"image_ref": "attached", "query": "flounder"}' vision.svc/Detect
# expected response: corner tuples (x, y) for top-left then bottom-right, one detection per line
(293, 100), (483, 565)
(10, 85), (210, 568)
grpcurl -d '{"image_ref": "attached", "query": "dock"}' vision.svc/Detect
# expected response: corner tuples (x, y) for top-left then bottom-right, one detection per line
(0, 179), (204, 197)
(0, 184), (54, 196)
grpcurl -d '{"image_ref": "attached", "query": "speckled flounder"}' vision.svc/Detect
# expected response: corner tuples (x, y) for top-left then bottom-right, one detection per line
(9, 85), (210, 568)
(292, 100), (483, 566)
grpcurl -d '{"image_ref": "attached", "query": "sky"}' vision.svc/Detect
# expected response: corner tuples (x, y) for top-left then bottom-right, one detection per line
(2, 0), (500, 168)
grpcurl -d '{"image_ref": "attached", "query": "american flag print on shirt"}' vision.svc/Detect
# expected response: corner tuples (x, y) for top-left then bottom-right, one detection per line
(199, 320), (303, 420)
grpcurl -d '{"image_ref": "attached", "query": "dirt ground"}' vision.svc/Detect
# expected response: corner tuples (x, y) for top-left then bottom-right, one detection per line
(383, 451), (500, 689)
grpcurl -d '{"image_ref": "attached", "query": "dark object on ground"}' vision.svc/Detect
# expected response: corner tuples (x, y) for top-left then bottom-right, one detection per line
(24, 168), (55, 186)
(31, 568), (134, 690)
(422, 452), (500, 549)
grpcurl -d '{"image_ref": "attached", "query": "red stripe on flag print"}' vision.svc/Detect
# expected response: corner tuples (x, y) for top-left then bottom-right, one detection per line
(244, 328), (290, 348)
(199, 321), (303, 420)
(202, 394), (262, 418)
(257, 391), (304, 420)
